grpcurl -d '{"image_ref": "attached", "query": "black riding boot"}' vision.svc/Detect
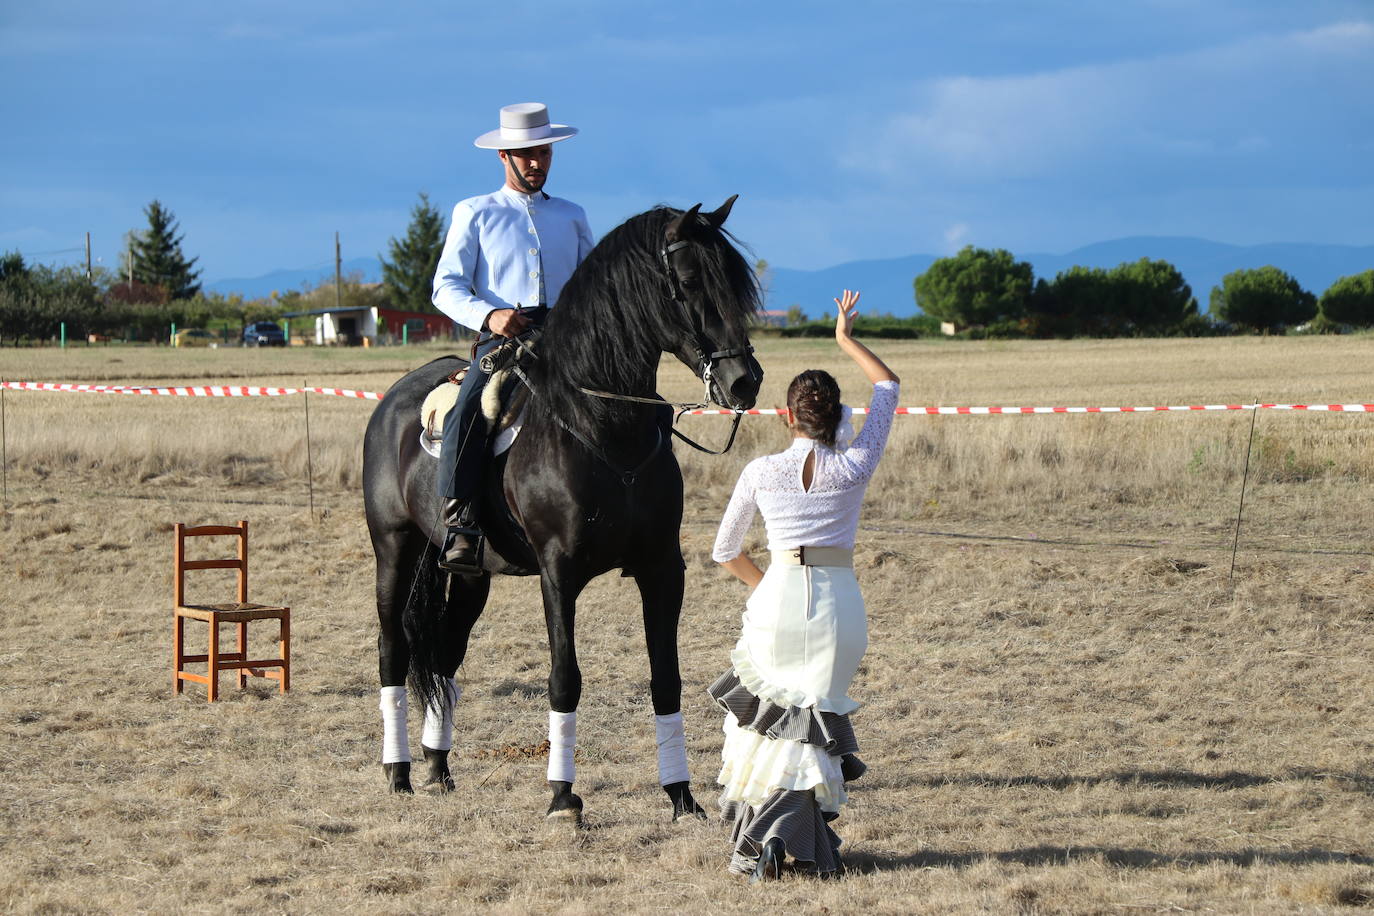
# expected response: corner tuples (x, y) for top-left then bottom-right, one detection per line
(438, 498), (484, 575)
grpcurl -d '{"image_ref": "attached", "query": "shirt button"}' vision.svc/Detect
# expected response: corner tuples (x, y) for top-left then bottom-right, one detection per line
(528, 247), (538, 255)
(529, 270), (539, 278)
(528, 227), (537, 234)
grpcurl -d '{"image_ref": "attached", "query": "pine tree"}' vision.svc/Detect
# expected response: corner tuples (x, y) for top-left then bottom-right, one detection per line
(131, 200), (201, 300)
(381, 192), (446, 312)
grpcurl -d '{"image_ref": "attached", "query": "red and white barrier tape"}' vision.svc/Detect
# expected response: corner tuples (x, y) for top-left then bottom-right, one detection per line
(2, 381), (1368, 413)
(684, 403), (1374, 415)
(0, 381), (381, 400)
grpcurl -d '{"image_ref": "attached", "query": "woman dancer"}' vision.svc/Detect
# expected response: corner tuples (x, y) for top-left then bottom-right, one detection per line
(709, 289), (900, 881)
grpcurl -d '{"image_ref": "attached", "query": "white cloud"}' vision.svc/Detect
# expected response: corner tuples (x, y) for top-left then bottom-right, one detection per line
(943, 223), (971, 251)
(852, 20), (1374, 186)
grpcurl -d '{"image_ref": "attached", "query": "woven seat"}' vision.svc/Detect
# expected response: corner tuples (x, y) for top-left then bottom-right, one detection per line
(173, 521), (290, 701)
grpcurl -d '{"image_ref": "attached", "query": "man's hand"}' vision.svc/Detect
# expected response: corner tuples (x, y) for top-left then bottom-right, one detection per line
(485, 308), (531, 339)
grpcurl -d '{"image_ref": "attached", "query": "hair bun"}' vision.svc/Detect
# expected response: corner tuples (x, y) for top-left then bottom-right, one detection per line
(786, 370), (842, 447)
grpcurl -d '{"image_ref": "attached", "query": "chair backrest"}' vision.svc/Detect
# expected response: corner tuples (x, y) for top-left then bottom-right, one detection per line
(174, 520), (250, 607)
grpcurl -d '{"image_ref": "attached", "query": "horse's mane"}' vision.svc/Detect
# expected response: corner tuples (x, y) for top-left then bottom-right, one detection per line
(530, 205), (760, 429)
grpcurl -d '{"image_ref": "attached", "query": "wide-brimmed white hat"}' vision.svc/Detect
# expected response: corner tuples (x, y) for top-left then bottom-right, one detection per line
(473, 102), (578, 150)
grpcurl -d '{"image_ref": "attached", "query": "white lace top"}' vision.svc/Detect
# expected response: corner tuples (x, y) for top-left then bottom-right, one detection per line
(712, 381), (900, 562)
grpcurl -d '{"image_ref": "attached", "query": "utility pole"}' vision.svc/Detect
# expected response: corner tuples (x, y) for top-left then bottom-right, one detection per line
(85, 232), (92, 281)
(127, 240), (133, 286)
(334, 232), (342, 312)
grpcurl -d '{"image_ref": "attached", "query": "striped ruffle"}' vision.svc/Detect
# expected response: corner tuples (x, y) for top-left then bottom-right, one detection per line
(708, 669), (859, 755)
(723, 789), (843, 876)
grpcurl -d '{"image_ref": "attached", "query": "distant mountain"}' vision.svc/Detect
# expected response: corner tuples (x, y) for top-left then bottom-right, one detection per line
(205, 239), (1373, 317)
(206, 257), (382, 298)
(765, 238), (1374, 317)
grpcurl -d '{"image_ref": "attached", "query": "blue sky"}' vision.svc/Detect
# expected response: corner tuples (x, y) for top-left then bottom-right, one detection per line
(3, 1), (1371, 285)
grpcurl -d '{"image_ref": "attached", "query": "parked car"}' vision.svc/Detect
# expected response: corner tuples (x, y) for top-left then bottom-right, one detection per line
(243, 321), (287, 347)
(174, 328), (218, 348)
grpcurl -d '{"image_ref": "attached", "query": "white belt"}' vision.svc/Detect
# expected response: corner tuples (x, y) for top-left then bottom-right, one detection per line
(771, 547), (853, 568)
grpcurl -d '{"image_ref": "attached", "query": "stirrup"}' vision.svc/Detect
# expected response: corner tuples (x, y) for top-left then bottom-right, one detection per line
(438, 526), (485, 575)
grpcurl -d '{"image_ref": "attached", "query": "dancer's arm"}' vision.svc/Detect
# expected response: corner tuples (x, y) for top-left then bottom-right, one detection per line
(714, 467), (765, 590)
(834, 289), (899, 385)
(720, 554), (764, 589)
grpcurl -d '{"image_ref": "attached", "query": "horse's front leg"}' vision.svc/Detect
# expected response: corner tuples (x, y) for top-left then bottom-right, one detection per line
(539, 562), (588, 824)
(634, 558), (707, 822)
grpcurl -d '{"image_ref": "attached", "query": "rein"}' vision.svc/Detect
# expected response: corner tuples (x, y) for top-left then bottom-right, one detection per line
(576, 386), (746, 456)
(510, 361), (667, 486)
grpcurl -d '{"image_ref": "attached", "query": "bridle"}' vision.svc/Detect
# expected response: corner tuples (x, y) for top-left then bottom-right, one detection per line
(565, 235), (757, 456)
(508, 217), (758, 483)
(655, 236), (757, 411)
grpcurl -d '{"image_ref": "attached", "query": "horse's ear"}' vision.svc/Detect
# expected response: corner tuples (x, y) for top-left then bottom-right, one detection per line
(667, 203), (703, 241)
(704, 194), (739, 229)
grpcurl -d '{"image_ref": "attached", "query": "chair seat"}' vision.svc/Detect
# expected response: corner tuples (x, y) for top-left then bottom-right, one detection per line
(176, 602), (289, 622)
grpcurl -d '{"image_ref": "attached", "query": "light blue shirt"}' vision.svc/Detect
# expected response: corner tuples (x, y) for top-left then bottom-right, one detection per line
(432, 186), (595, 331)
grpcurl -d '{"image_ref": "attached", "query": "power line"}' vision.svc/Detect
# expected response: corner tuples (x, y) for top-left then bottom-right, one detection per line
(11, 246), (85, 258)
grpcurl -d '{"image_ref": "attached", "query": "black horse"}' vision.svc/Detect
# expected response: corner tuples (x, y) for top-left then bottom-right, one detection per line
(362, 197), (763, 822)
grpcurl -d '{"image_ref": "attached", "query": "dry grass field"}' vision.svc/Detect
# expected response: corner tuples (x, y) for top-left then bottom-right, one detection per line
(2, 335), (1372, 914)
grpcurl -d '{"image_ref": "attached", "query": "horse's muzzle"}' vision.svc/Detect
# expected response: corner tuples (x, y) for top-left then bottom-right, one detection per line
(709, 352), (764, 411)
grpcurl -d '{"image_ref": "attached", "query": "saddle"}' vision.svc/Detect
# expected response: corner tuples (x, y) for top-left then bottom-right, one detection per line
(420, 335), (535, 459)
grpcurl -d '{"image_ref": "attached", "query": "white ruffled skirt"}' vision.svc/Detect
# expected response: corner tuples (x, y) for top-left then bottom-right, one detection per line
(710, 562), (868, 874)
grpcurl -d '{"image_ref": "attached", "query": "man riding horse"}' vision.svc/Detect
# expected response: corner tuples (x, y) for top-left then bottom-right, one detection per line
(431, 102), (595, 574)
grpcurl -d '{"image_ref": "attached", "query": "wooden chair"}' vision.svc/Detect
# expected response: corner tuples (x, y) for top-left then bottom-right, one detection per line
(173, 520), (290, 701)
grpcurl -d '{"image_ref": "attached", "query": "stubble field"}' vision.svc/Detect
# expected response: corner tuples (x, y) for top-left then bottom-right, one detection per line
(1, 334), (1372, 914)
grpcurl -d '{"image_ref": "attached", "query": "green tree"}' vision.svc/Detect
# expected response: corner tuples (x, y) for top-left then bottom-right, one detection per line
(1209, 266), (1315, 333)
(1, 250), (29, 290)
(381, 192), (445, 312)
(1031, 259), (1198, 337)
(915, 246), (1033, 327)
(1029, 265), (1113, 336)
(1318, 269), (1374, 327)
(1111, 258), (1198, 335)
(131, 200), (201, 300)
(0, 258), (101, 343)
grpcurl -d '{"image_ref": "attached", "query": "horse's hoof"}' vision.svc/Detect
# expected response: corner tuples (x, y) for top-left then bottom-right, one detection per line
(546, 787), (584, 827)
(664, 781), (707, 822)
(422, 773), (456, 793)
(672, 800), (707, 823)
(421, 746), (455, 793)
(384, 762), (414, 795)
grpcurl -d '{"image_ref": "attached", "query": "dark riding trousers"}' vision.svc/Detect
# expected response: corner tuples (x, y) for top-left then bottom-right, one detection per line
(439, 306), (548, 503)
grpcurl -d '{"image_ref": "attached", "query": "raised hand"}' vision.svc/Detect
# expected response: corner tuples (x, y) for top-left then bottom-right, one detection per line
(831, 288), (898, 384)
(834, 289), (861, 340)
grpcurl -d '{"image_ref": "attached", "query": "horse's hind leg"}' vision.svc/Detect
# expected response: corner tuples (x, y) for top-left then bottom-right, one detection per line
(634, 559), (706, 821)
(419, 571), (490, 792)
(375, 529), (425, 794)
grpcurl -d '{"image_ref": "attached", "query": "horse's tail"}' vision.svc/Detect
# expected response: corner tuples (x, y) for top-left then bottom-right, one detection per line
(402, 540), (450, 714)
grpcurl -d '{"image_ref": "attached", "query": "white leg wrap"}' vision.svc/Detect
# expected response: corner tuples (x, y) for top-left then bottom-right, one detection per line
(379, 686), (411, 764)
(655, 711), (690, 786)
(421, 678), (460, 751)
(547, 710), (577, 784)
